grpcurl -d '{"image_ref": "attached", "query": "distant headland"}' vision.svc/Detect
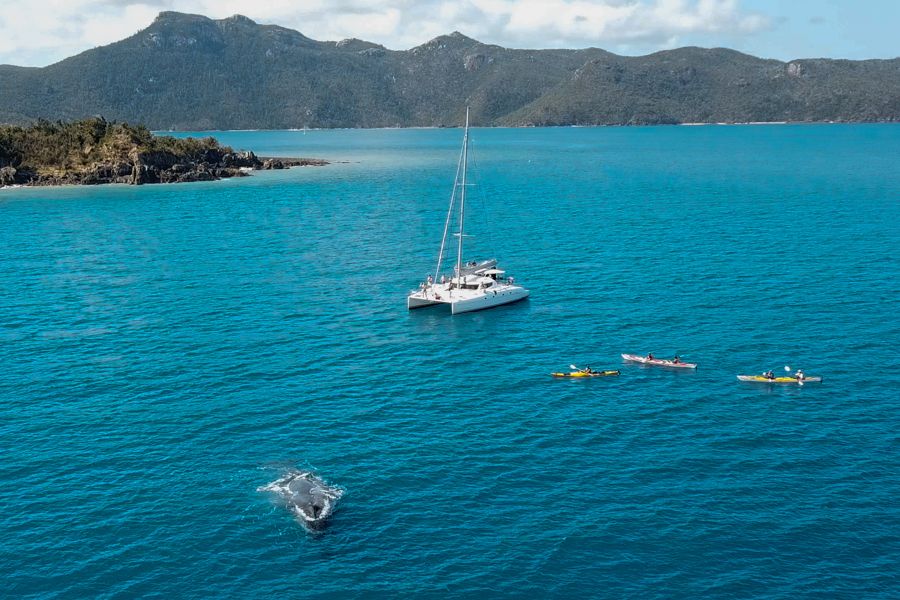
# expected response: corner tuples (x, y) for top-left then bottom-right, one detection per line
(0, 118), (326, 187)
(0, 11), (898, 130)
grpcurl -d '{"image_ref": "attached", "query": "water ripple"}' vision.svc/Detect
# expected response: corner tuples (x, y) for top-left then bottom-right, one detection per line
(1, 125), (899, 598)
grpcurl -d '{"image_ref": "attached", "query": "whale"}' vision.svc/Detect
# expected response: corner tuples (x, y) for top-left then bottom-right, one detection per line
(259, 470), (343, 531)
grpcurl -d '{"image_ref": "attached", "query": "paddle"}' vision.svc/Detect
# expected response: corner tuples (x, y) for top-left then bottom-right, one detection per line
(785, 365), (803, 385)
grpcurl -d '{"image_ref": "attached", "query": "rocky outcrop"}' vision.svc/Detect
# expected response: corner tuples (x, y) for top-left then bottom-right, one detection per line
(0, 118), (329, 188)
(0, 166), (17, 186)
(261, 158), (286, 170)
(260, 156), (328, 170)
(3, 149), (327, 187)
(464, 53), (487, 72)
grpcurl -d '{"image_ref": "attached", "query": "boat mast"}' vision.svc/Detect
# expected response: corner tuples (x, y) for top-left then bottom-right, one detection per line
(455, 107), (470, 282)
(433, 128), (465, 283)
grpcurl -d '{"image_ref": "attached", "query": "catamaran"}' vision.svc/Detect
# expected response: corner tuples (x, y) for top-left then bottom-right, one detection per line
(407, 108), (529, 314)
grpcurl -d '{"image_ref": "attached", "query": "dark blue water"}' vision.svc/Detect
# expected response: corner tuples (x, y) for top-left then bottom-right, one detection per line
(2, 125), (899, 598)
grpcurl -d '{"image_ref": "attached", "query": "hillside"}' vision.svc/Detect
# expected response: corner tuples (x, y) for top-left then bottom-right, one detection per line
(0, 11), (898, 129)
(0, 117), (324, 186)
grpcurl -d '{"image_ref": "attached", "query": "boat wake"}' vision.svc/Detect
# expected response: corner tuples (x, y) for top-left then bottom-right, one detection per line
(258, 469), (343, 531)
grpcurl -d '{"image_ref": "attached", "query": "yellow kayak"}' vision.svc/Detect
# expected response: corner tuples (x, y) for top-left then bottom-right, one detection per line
(551, 370), (620, 378)
(737, 375), (822, 383)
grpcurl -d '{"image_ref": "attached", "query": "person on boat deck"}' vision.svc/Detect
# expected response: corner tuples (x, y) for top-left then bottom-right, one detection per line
(508, 275), (514, 285)
(796, 369), (805, 381)
(426, 275), (433, 286)
(440, 274), (446, 284)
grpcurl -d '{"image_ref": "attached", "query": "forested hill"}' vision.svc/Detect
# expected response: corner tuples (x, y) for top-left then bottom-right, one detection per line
(0, 117), (324, 186)
(1, 11), (898, 129)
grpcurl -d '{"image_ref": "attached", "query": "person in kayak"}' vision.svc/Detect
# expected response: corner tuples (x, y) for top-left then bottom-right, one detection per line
(795, 369), (805, 381)
(581, 365), (594, 374)
(672, 355), (680, 364)
(647, 353), (654, 360)
(763, 370), (775, 380)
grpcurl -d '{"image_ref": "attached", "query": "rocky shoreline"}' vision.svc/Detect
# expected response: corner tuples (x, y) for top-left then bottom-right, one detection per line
(0, 118), (329, 188)
(0, 151), (327, 187)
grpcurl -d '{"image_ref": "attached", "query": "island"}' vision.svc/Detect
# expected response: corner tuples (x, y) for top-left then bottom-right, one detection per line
(0, 117), (327, 187)
(2, 12), (897, 129)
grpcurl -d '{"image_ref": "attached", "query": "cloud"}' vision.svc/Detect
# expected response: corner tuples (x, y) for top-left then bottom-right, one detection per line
(0, 2), (160, 66)
(0, 0), (771, 66)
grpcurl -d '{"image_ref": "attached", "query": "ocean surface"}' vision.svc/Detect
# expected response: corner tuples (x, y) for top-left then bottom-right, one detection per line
(2, 124), (899, 598)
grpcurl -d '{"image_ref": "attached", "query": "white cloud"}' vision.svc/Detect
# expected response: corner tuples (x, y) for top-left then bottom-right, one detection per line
(0, 1), (161, 66)
(0, 0), (771, 67)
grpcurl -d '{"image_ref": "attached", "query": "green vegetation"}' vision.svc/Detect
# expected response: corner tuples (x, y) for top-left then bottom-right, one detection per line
(0, 117), (272, 186)
(1, 12), (897, 129)
(0, 117), (227, 173)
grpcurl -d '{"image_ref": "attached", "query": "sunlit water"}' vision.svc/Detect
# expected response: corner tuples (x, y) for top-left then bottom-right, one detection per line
(2, 124), (899, 598)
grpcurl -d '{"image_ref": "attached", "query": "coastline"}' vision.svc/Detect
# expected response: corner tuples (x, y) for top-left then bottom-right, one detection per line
(0, 154), (328, 189)
(158, 119), (898, 133)
(1, 118), (330, 189)
(3, 120), (892, 190)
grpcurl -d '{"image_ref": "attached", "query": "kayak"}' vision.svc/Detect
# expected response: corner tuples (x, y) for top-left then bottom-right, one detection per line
(737, 375), (822, 383)
(551, 370), (620, 378)
(621, 354), (697, 369)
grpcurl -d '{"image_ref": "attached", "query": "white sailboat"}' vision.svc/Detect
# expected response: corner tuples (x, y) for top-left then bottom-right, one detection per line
(407, 108), (529, 315)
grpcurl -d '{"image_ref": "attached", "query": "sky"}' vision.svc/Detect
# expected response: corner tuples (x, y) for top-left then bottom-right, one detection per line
(0, 0), (897, 67)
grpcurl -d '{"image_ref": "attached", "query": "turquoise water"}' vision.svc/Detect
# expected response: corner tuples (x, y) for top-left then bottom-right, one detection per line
(2, 124), (899, 598)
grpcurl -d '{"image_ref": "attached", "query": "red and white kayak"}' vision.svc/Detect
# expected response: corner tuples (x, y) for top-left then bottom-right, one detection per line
(621, 353), (697, 369)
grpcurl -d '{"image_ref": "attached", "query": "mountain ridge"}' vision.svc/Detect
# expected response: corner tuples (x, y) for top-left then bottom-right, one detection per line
(1, 11), (897, 129)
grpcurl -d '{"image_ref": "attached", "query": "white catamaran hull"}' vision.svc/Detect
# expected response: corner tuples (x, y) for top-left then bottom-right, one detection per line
(451, 285), (529, 314)
(408, 283), (529, 313)
(407, 294), (441, 309)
